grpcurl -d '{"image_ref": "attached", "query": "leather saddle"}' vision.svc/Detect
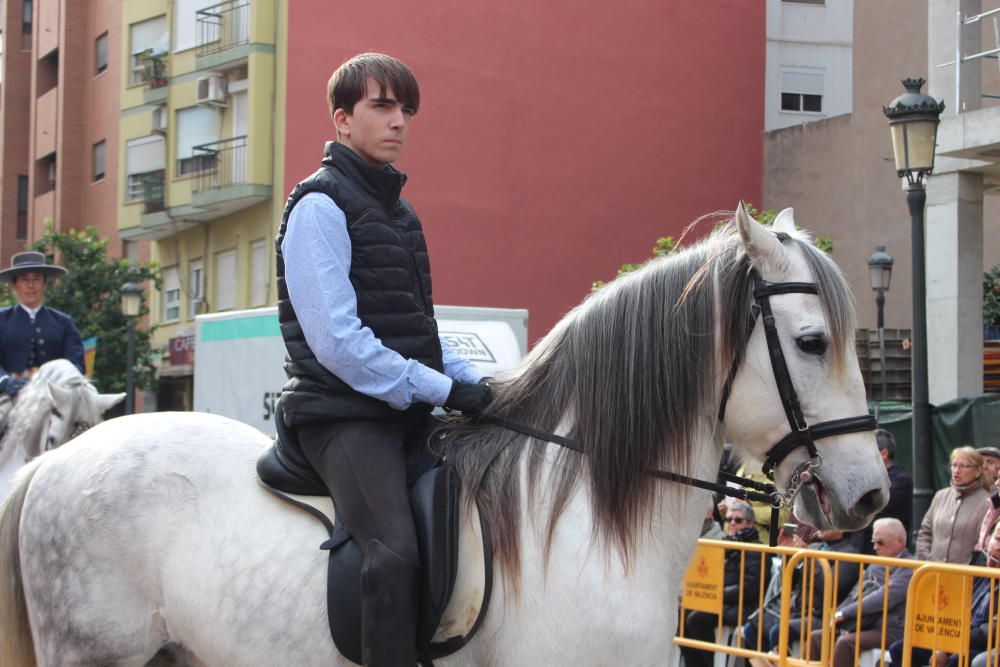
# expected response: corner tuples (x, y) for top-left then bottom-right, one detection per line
(256, 401), (492, 666)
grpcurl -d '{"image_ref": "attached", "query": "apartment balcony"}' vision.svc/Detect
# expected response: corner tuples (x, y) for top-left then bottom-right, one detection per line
(142, 171), (166, 214)
(139, 52), (169, 105)
(189, 135), (270, 216)
(195, 1), (253, 71)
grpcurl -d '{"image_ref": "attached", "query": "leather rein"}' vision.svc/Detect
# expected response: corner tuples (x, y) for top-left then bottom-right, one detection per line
(485, 269), (877, 546)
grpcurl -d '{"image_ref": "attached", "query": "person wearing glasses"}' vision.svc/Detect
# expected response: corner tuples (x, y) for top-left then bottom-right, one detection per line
(680, 501), (765, 667)
(806, 518), (913, 667)
(917, 446), (991, 563)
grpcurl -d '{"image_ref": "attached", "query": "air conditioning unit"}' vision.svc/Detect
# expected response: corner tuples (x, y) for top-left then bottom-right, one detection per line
(196, 75), (227, 106)
(151, 106), (168, 133)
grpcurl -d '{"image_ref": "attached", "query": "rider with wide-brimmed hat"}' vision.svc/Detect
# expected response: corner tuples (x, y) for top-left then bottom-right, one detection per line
(0, 251), (85, 397)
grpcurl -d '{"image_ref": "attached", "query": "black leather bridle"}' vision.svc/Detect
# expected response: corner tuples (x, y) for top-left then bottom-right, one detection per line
(483, 268), (877, 545)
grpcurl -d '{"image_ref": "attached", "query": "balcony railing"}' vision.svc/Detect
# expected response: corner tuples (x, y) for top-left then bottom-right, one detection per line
(191, 135), (247, 194)
(133, 50), (168, 88)
(196, 1), (250, 57)
(142, 171), (166, 214)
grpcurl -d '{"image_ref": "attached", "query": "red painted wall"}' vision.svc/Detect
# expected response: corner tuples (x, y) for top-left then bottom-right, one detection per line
(286, 2), (764, 343)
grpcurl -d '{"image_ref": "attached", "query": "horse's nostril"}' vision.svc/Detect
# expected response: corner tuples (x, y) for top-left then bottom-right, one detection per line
(855, 488), (886, 517)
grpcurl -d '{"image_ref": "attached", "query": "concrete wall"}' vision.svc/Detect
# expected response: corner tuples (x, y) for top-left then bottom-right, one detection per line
(284, 1), (765, 342)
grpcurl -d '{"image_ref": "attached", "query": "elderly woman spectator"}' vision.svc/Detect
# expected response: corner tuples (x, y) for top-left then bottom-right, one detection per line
(917, 446), (991, 563)
(681, 501), (765, 667)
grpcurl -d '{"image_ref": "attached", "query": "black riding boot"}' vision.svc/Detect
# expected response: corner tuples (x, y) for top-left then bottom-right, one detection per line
(361, 538), (420, 667)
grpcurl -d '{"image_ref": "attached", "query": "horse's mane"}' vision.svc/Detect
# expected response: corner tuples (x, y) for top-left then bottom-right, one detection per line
(0, 360), (85, 460)
(438, 218), (856, 583)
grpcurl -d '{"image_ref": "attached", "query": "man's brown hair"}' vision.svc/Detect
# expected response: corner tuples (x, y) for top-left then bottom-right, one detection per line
(327, 53), (420, 118)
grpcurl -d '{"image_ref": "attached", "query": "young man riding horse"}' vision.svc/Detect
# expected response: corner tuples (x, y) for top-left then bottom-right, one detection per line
(277, 53), (489, 666)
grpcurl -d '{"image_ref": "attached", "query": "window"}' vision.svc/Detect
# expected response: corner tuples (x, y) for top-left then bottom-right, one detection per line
(189, 259), (203, 318)
(250, 240), (267, 306)
(176, 106), (220, 175)
(125, 135), (165, 202)
(173, 0), (220, 53)
(16, 175), (28, 241)
(92, 141), (106, 181)
(162, 266), (181, 323)
(215, 249), (236, 311)
(780, 68), (824, 113)
(95, 32), (108, 74)
(123, 240), (139, 264)
(782, 0), (825, 4)
(129, 16), (167, 85)
(22, 0), (32, 51)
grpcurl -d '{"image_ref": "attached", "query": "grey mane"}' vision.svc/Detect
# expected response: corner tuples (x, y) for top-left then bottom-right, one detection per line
(438, 218), (856, 585)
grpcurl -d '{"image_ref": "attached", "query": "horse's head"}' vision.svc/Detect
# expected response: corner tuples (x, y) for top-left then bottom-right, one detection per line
(723, 203), (889, 531)
(45, 378), (125, 451)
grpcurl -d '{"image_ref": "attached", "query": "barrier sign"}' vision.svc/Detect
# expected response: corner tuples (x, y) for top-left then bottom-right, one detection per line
(910, 571), (972, 653)
(682, 544), (724, 614)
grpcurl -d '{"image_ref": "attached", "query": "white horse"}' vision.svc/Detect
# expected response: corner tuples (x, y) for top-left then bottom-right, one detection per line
(0, 207), (889, 667)
(0, 358), (125, 499)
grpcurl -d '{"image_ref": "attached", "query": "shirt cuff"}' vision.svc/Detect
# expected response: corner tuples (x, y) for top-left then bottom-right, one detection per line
(412, 365), (454, 407)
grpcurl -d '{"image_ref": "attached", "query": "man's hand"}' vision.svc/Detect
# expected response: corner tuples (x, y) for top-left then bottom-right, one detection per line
(0, 376), (27, 398)
(833, 611), (845, 626)
(445, 381), (492, 416)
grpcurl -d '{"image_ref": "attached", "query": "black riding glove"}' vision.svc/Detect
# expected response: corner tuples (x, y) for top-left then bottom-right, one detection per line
(444, 381), (492, 416)
(1, 376), (26, 398)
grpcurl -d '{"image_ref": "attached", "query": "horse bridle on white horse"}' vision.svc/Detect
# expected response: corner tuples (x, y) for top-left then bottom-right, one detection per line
(486, 268), (877, 545)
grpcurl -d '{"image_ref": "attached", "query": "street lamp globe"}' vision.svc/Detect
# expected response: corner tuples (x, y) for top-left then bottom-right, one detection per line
(882, 78), (946, 186)
(120, 282), (143, 318)
(868, 246), (894, 292)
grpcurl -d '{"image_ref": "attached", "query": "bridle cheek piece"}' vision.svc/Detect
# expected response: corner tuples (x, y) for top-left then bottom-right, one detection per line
(718, 271), (877, 504)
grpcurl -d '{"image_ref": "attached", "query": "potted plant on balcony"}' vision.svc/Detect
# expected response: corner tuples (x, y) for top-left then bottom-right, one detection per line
(137, 48), (168, 88)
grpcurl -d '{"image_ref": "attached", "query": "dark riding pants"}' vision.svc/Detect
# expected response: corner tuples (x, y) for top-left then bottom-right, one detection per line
(298, 417), (421, 567)
(298, 417), (423, 666)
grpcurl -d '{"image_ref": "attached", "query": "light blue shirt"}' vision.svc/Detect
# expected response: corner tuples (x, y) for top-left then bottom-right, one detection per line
(282, 192), (483, 410)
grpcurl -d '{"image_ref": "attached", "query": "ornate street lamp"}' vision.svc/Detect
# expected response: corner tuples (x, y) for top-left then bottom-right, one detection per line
(120, 283), (143, 415)
(868, 246), (894, 413)
(883, 78), (945, 532)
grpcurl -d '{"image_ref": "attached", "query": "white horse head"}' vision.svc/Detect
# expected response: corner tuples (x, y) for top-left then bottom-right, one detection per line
(723, 204), (888, 530)
(0, 359), (125, 464)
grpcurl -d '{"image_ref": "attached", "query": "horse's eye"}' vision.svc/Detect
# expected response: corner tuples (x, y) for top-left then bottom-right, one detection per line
(796, 335), (828, 356)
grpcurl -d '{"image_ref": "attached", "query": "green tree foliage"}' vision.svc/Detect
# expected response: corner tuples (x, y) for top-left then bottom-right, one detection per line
(592, 205), (833, 290)
(985, 264), (1000, 328)
(12, 225), (161, 393)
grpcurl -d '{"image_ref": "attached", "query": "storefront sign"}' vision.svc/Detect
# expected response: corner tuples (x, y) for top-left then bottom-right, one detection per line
(168, 334), (195, 366)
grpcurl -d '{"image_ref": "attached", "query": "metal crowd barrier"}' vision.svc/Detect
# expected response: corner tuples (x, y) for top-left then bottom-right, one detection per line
(674, 540), (1000, 667)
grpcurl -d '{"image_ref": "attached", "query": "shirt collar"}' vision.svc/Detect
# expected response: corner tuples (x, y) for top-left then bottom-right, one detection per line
(18, 303), (42, 319)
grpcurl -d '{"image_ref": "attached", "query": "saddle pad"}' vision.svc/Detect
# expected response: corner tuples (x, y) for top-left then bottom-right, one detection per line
(258, 464), (492, 665)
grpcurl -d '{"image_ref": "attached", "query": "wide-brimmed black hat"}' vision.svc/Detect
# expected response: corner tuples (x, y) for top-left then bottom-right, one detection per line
(0, 251), (68, 282)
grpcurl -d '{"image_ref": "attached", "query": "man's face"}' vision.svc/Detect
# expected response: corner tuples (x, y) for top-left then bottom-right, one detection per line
(879, 447), (892, 469)
(987, 536), (1000, 567)
(334, 78), (414, 168)
(872, 526), (904, 557)
(983, 456), (1000, 482)
(12, 271), (46, 309)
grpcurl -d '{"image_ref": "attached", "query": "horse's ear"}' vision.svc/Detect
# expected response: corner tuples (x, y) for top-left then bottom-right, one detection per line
(772, 208), (796, 235)
(96, 392), (126, 414)
(48, 382), (73, 410)
(735, 201), (788, 277)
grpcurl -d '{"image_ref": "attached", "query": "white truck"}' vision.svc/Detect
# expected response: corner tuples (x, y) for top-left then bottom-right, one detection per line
(193, 305), (528, 434)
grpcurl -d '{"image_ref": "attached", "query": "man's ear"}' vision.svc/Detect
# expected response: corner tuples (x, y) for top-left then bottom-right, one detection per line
(333, 108), (350, 139)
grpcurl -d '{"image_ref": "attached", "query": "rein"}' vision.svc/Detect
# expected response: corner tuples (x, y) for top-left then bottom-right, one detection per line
(481, 267), (877, 547)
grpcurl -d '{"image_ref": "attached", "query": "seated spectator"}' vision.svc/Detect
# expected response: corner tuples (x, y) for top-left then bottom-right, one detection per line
(741, 525), (863, 655)
(701, 504), (725, 540)
(890, 525), (1000, 667)
(918, 446), (991, 563)
(805, 518), (913, 667)
(681, 501), (765, 667)
(972, 447), (1000, 566)
(861, 430), (914, 554)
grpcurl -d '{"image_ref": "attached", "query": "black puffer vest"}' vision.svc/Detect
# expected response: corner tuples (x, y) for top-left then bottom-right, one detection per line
(276, 141), (443, 425)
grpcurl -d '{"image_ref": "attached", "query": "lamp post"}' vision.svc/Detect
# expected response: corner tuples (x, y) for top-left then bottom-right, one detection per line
(868, 246), (894, 417)
(120, 283), (143, 415)
(883, 78), (945, 531)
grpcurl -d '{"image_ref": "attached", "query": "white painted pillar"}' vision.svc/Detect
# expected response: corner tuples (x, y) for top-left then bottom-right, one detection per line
(925, 171), (984, 403)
